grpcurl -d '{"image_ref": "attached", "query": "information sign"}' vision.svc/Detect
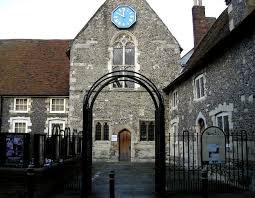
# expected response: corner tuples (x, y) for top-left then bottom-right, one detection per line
(202, 127), (226, 165)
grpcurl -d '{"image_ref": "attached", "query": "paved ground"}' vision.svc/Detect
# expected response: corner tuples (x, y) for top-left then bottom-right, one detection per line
(51, 162), (255, 198)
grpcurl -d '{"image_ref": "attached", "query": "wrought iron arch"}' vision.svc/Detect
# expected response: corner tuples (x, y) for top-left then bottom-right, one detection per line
(81, 70), (165, 197)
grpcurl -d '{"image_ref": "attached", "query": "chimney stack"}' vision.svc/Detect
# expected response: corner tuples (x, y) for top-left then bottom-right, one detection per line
(192, 2), (216, 47)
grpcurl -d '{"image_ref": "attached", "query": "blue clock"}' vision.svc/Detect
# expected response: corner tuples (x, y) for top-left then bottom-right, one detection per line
(111, 5), (137, 29)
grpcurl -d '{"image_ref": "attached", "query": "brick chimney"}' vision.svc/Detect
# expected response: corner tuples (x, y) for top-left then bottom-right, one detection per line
(192, 0), (216, 47)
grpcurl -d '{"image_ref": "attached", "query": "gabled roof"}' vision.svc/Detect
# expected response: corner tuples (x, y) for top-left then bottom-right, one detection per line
(164, 8), (255, 93)
(0, 39), (71, 96)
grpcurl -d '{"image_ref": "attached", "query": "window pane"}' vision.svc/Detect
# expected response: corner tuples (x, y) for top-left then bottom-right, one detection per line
(217, 116), (223, 130)
(112, 66), (123, 88)
(200, 77), (205, 97)
(95, 122), (102, 141)
(51, 99), (65, 112)
(196, 79), (200, 99)
(173, 92), (178, 107)
(124, 70), (135, 88)
(140, 122), (147, 141)
(103, 123), (109, 140)
(15, 122), (26, 133)
(113, 48), (123, 65)
(125, 47), (135, 65)
(15, 99), (28, 111)
(148, 122), (155, 141)
(223, 116), (229, 134)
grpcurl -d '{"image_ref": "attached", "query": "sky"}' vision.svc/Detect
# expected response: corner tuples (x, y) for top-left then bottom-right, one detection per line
(0, 0), (226, 55)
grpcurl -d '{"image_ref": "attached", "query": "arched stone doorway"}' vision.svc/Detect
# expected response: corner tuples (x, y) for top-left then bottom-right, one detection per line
(119, 129), (131, 161)
(81, 70), (165, 198)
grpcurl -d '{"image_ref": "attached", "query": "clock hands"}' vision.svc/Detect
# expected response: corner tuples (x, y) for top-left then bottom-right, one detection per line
(117, 8), (125, 17)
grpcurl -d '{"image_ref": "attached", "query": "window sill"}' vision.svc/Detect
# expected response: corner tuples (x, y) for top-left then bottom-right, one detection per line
(13, 111), (29, 113)
(49, 111), (66, 114)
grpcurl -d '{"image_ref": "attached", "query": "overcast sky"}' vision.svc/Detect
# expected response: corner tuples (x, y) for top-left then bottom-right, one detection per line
(0, 0), (226, 55)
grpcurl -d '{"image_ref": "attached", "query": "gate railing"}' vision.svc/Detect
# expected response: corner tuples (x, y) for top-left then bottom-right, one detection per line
(166, 129), (255, 193)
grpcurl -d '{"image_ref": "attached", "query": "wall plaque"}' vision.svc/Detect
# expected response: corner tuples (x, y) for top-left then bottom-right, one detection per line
(111, 135), (118, 142)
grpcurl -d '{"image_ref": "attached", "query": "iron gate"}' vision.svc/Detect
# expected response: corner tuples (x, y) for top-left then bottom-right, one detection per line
(166, 129), (254, 193)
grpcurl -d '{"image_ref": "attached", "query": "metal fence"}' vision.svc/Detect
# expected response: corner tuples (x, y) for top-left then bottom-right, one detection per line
(0, 125), (83, 168)
(166, 129), (255, 193)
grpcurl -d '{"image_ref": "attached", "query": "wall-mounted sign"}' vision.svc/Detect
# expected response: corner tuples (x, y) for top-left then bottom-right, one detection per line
(202, 126), (226, 165)
(111, 135), (118, 142)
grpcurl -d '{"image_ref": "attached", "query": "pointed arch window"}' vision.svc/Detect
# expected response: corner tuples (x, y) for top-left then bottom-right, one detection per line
(95, 121), (110, 141)
(112, 34), (135, 88)
(140, 120), (155, 141)
(103, 123), (109, 140)
(148, 122), (155, 141)
(95, 122), (102, 141)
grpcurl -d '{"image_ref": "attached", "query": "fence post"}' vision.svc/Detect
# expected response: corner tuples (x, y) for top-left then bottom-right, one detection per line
(26, 168), (35, 198)
(201, 168), (208, 198)
(109, 170), (115, 198)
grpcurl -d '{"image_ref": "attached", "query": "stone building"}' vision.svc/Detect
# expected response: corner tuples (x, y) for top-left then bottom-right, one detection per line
(0, 40), (70, 135)
(68, 0), (181, 162)
(0, 0), (254, 163)
(164, 0), (255, 161)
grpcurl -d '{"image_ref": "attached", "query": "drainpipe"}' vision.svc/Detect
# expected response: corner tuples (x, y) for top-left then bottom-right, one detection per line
(0, 96), (2, 133)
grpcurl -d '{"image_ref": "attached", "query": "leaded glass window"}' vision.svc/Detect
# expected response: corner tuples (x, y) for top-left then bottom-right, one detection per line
(140, 121), (155, 141)
(112, 34), (135, 89)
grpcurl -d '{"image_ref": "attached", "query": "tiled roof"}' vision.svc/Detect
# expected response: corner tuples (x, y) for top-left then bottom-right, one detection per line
(0, 39), (70, 96)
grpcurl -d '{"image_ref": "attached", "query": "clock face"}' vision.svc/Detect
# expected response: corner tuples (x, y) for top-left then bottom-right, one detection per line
(112, 5), (136, 29)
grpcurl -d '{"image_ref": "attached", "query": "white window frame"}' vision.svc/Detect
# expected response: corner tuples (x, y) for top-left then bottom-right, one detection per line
(172, 90), (178, 109)
(172, 122), (178, 144)
(50, 98), (66, 113)
(14, 98), (29, 113)
(216, 112), (230, 132)
(48, 120), (66, 136)
(9, 117), (31, 133)
(194, 74), (206, 100)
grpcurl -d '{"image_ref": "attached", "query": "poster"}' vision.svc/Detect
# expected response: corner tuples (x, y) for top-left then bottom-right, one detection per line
(6, 135), (24, 164)
(208, 144), (220, 164)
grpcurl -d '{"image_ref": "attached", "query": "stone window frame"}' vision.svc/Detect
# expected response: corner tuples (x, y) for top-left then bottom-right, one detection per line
(13, 98), (29, 113)
(49, 98), (66, 113)
(195, 112), (207, 133)
(139, 120), (155, 141)
(215, 112), (231, 134)
(94, 121), (110, 141)
(9, 117), (32, 133)
(108, 31), (140, 90)
(170, 117), (179, 145)
(209, 103), (234, 131)
(172, 90), (178, 109)
(193, 74), (206, 101)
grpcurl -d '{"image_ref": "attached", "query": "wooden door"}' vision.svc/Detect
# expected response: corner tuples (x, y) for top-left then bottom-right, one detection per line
(119, 130), (131, 161)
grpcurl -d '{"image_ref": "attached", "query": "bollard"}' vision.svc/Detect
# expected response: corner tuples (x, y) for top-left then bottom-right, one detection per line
(109, 170), (115, 198)
(26, 168), (35, 198)
(201, 168), (208, 198)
